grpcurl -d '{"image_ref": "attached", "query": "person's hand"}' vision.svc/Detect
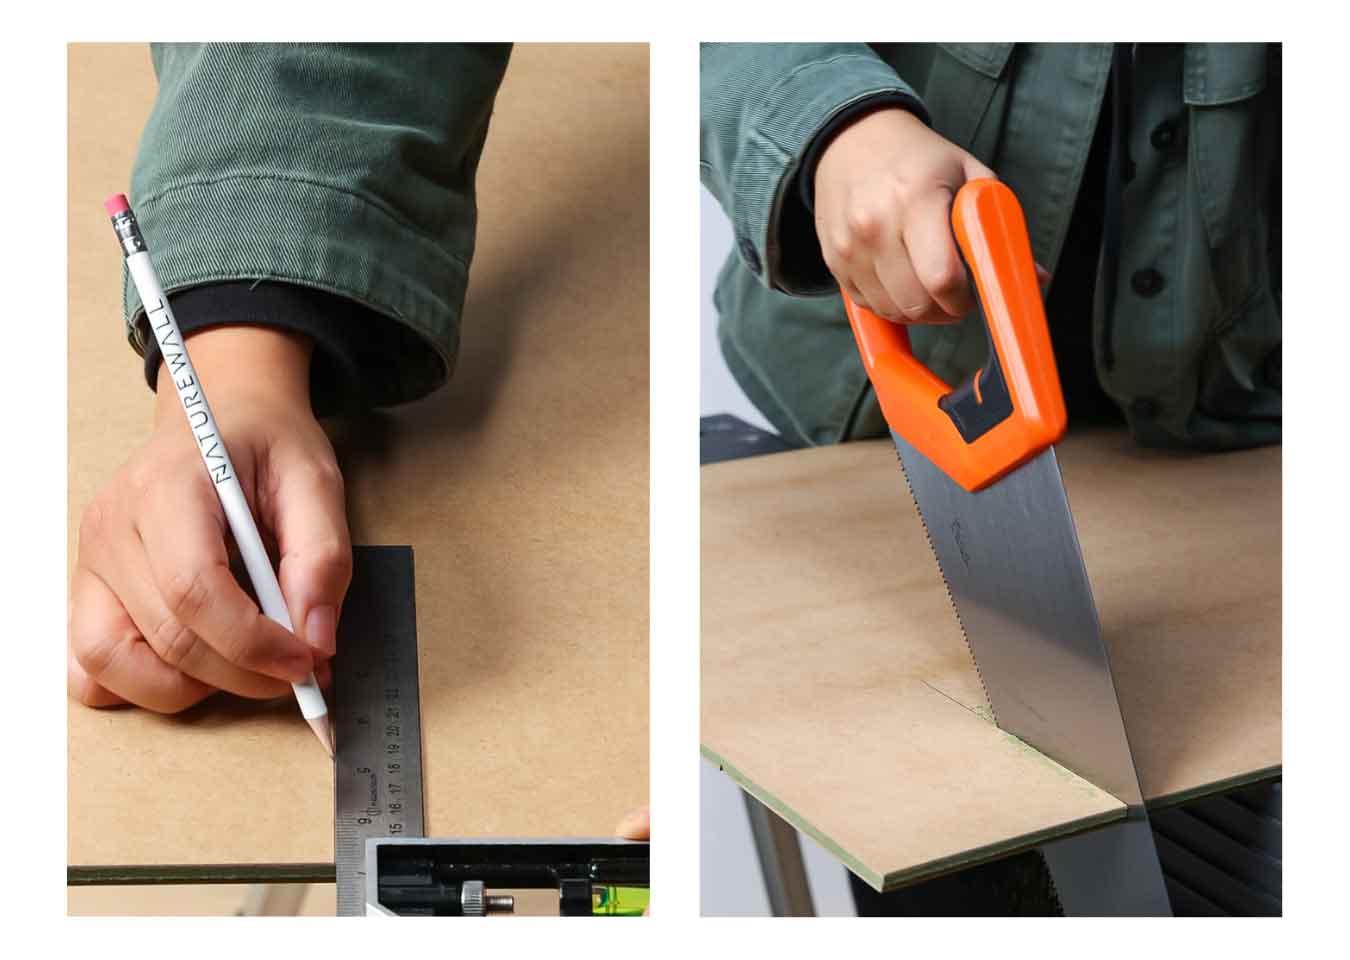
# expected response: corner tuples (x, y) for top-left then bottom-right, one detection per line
(814, 107), (1050, 324)
(69, 326), (352, 713)
(614, 805), (650, 841)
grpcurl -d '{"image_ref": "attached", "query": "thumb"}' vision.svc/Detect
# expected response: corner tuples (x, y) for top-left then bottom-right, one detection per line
(270, 454), (353, 660)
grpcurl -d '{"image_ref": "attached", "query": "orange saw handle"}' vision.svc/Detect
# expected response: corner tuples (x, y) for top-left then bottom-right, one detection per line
(842, 178), (1066, 492)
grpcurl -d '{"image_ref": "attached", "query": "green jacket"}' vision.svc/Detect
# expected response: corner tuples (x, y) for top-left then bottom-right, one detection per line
(124, 43), (512, 406)
(701, 43), (1281, 449)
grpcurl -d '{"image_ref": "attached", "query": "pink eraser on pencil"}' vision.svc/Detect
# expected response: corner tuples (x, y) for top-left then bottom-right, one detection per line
(104, 193), (130, 217)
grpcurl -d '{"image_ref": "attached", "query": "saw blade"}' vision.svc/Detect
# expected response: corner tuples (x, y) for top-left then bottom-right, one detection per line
(890, 430), (1170, 914)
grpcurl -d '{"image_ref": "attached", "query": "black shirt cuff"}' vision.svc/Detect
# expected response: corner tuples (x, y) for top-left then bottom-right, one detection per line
(144, 281), (438, 417)
(796, 91), (932, 214)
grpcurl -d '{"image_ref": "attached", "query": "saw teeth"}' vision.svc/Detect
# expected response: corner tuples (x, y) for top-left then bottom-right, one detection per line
(892, 442), (999, 727)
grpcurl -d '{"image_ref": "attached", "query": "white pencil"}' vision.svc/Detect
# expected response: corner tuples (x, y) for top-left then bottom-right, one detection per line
(105, 193), (333, 757)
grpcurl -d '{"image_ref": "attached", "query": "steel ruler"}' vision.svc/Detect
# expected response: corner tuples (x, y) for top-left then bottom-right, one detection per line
(333, 546), (425, 917)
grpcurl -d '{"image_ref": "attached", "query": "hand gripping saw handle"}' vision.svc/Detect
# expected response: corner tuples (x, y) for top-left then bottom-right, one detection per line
(841, 178), (1066, 493)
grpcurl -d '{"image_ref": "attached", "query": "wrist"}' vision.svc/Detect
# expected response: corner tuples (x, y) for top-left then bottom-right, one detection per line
(154, 325), (314, 426)
(816, 107), (926, 185)
(804, 99), (930, 213)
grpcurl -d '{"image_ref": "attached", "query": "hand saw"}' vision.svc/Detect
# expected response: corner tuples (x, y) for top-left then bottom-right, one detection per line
(842, 179), (1170, 916)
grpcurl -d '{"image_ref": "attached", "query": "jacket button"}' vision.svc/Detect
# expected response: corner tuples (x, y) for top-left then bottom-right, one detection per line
(1131, 397), (1158, 419)
(1131, 268), (1165, 297)
(1150, 120), (1177, 151)
(737, 237), (761, 276)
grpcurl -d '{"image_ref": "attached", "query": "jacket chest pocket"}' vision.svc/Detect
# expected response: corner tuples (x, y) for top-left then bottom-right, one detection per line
(1182, 43), (1278, 329)
(924, 43), (1015, 157)
(1182, 44), (1281, 416)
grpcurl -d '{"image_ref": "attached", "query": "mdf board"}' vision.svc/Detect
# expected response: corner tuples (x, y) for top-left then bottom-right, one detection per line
(68, 44), (649, 876)
(701, 433), (1279, 890)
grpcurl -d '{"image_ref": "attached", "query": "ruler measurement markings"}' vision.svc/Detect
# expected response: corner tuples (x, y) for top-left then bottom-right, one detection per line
(334, 548), (423, 916)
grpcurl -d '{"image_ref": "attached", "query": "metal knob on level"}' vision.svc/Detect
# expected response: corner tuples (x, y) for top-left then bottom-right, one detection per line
(459, 881), (514, 916)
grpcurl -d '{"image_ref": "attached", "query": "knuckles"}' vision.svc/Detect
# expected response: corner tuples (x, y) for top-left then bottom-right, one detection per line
(887, 173), (922, 211)
(70, 622), (124, 684)
(160, 566), (213, 626)
(286, 536), (355, 596)
(149, 616), (201, 670)
(288, 457), (346, 499)
(843, 204), (883, 246)
(827, 233), (855, 264)
(311, 538), (354, 582)
(922, 254), (969, 306)
(313, 459), (345, 496)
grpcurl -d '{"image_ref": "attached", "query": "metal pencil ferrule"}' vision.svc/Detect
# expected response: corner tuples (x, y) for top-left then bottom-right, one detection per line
(110, 209), (146, 257)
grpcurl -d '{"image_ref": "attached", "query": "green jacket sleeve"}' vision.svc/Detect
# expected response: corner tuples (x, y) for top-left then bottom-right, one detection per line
(124, 42), (512, 406)
(699, 43), (926, 296)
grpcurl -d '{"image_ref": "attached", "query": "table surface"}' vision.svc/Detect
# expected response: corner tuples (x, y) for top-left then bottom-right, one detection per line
(68, 43), (649, 877)
(702, 432), (1280, 890)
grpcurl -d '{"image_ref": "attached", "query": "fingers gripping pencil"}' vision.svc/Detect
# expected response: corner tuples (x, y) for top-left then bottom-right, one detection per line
(105, 193), (334, 757)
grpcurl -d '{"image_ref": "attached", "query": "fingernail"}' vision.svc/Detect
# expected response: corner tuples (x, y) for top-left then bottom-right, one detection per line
(305, 605), (337, 658)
